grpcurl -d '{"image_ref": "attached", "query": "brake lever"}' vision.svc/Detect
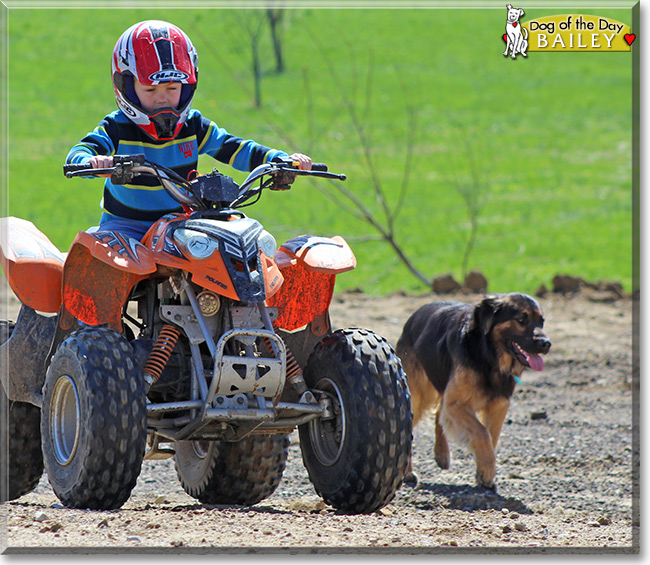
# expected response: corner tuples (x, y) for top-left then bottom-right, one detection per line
(277, 167), (347, 182)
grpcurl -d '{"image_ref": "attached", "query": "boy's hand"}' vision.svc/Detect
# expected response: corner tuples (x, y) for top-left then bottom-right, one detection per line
(289, 153), (312, 171)
(88, 155), (114, 177)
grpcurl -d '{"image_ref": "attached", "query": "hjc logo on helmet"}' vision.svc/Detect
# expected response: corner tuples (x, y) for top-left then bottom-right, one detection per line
(149, 70), (190, 83)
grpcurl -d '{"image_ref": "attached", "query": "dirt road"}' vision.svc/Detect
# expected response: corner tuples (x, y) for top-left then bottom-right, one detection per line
(2, 289), (638, 553)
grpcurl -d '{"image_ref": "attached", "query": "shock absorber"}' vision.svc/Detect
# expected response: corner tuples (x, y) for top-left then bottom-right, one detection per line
(262, 336), (307, 396)
(143, 324), (181, 391)
(285, 348), (308, 396)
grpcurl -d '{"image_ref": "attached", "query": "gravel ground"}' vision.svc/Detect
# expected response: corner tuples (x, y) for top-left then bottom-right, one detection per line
(1, 289), (638, 554)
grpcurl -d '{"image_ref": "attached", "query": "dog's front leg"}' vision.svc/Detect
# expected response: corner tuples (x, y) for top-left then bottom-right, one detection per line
(440, 393), (497, 489)
(503, 36), (511, 56)
(481, 397), (510, 450)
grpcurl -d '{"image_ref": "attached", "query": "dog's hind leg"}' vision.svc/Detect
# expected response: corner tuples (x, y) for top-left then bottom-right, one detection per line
(434, 406), (451, 469)
(397, 349), (439, 485)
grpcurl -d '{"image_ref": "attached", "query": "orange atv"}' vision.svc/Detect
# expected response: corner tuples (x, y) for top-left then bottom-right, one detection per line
(0, 156), (412, 513)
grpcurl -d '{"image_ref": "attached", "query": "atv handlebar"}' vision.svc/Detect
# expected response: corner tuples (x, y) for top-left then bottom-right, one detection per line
(63, 154), (345, 210)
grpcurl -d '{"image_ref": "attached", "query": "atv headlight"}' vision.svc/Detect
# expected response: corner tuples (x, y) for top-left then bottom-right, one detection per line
(258, 230), (277, 258)
(174, 228), (219, 259)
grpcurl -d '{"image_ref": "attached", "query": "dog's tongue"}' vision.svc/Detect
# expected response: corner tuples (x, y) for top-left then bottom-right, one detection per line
(525, 352), (544, 371)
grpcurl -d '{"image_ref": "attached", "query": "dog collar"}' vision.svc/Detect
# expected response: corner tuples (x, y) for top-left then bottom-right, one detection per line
(514, 375), (522, 385)
(509, 21), (518, 27)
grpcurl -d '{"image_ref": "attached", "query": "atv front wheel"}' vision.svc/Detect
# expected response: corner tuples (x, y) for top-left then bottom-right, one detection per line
(0, 321), (43, 502)
(174, 433), (289, 505)
(299, 328), (412, 514)
(41, 327), (146, 510)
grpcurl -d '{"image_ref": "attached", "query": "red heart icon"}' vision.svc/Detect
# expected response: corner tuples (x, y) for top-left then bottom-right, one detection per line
(513, 22), (518, 27)
(502, 33), (507, 42)
(624, 33), (636, 46)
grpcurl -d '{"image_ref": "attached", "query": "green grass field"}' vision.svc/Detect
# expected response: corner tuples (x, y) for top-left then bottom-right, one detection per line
(5, 4), (635, 295)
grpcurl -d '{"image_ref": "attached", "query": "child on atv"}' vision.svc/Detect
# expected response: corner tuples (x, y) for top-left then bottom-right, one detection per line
(66, 20), (311, 241)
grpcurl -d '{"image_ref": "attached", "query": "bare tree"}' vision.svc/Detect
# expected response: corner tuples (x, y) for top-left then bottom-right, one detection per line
(304, 29), (491, 289)
(192, 15), (489, 290)
(266, 6), (285, 73)
(447, 119), (491, 279)
(234, 11), (266, 108)
(305, 32), (431, 287)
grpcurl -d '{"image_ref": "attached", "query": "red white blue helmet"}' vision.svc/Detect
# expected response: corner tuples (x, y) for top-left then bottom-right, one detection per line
(112, 20), (198, 140)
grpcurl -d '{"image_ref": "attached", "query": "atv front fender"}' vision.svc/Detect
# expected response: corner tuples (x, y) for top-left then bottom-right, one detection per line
(0, 305), (57, 406)
(60, 231), (155, 331)
(268, 235), (356, 332)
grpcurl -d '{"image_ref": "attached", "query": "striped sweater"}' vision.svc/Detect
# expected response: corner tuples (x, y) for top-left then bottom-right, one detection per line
(66, 109), (288, 224)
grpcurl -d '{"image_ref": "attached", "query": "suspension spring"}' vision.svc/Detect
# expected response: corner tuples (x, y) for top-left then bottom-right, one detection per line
(263, 336), (308, 396)
(286, 348), (302, 381)
(143, 324), (181, 389)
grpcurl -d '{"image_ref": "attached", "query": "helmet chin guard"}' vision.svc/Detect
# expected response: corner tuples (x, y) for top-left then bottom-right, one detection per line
(111, 20), (198, 141)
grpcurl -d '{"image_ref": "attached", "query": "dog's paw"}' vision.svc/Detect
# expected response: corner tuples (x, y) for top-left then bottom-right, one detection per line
(403, 470), (419, 487)
(434, 450), (450, 470)
(476, 470), (497, 492)
(482, 481), (498, 493)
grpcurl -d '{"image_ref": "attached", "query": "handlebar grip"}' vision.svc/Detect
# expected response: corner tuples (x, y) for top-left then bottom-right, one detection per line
(114, 154), (146, 165)
(311, 163), (328, 172)
(63, 162), (94, 175)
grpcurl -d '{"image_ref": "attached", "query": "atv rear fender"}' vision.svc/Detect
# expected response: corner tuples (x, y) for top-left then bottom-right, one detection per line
(268, 235), (356, 332)
(0, 305), (57, 406)
(0, 217), (65, 313)
(59, 231), (156, 332)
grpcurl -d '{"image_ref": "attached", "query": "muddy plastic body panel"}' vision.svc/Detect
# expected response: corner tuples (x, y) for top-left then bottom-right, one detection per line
(0, 217), (65, 313)
(268, 235), (356, 332)
(60, 231), (154, 331)
(0, 305), (57, 405)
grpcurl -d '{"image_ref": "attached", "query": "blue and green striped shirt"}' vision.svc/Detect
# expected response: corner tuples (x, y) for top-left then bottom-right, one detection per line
(66, 109), (288, 224)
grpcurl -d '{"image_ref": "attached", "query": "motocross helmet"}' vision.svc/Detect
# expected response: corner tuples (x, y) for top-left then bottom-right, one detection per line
(112, 20), (198, 141)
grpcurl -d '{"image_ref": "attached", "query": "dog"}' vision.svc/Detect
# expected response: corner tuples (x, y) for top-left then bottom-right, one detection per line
(503, 4), (528, 59)
(396, 293), (550, 490)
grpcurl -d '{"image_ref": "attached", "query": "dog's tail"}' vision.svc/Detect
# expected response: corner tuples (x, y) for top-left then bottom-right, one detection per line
(522, 27), (528, 39)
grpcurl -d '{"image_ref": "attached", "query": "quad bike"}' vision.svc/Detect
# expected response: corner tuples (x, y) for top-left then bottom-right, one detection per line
(0, 155), (412, 513)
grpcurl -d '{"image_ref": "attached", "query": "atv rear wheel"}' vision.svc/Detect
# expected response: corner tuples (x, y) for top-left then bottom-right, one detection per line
(174, 433), (289, 505)
(41, 327), (146, 510)
(299, 328), (412, 514)
(0, 321), (44, 502)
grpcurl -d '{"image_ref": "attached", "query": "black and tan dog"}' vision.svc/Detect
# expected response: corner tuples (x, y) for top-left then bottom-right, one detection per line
(396, 293), (550, 489)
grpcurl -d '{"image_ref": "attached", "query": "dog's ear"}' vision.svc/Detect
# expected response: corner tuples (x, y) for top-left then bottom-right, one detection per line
(506, 4), (512, 9)
(519, 8), (525, 17)
(469, 295), (501, 334)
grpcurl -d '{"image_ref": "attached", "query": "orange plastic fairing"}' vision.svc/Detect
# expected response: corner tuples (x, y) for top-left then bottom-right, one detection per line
(142, 214), (241, 301)
(261, 252), (284, 299)
(0, 217), (65, 313)
(61, 236), (149, 331)
(267, 259), (336, 332)
(278, 235), (356, 274)
(268, 234), (356, 331)
(72, 230), (156, 275)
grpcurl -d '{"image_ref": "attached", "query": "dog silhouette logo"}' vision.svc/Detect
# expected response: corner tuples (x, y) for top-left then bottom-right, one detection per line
(503, 4), (529, 59)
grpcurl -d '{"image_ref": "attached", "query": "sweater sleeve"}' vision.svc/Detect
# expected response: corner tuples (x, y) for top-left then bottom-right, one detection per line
(66, 116), (117, 165)
(195, 115), (287, 172)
